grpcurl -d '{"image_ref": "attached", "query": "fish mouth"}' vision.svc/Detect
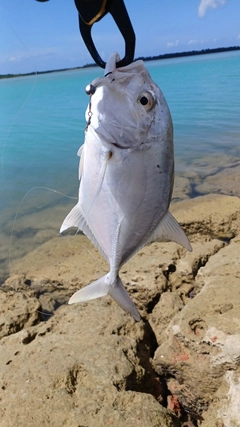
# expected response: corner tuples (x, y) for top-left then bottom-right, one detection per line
(94, 126), (133, 150)
(111, 142), (131, 149)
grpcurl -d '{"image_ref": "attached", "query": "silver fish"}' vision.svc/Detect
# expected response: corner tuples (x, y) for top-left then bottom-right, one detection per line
(60, 53), (192, 321)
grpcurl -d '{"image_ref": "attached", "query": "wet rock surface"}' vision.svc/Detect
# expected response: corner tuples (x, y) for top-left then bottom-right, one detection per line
(1, 194), (240, 426)
(195, 162), (240, 198)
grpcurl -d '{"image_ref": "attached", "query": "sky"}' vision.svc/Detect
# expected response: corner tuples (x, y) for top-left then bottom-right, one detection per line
(0, 0), (240, 74)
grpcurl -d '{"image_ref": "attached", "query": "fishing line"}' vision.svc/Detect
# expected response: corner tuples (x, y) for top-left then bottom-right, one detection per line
(1, 11), (102, 284)
(0, 14), (78, 278)
(8, 186), (78, 271)
(1, 12), (39, 278)
(0, 12), (38, 196)
(9, 186), (99, 276)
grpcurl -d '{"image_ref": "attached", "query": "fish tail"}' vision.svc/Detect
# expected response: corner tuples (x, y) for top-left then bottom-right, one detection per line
(68, 274), (110, 304)
(108, 275), (141, 322)
(68, 273), (141, 322)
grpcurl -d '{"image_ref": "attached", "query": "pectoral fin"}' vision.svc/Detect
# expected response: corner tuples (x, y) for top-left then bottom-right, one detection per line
(60, 204), (84, 233)
(60, 204), (108, 261)
(149, 211), (192, 251)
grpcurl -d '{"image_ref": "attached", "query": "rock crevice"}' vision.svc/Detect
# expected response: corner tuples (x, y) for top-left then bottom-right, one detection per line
(1, 194), (240, 427)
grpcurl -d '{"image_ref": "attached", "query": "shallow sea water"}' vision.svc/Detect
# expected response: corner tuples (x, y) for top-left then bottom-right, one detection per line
(0, 51), (240, 282)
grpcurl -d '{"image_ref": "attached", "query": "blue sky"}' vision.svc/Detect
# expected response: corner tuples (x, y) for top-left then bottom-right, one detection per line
(1, 0), (240, 74)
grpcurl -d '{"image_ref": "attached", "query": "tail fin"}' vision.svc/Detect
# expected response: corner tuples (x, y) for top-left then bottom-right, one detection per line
(108, 276), (141, 321)
(68, 274), (141, 322)
(68, 274), (110, 304)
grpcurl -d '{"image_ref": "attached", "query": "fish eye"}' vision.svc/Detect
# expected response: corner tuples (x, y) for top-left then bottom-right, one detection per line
(138, 91), (155, 111)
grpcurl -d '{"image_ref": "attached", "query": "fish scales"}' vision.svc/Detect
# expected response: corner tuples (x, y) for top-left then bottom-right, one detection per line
(60, 53), (192, 321)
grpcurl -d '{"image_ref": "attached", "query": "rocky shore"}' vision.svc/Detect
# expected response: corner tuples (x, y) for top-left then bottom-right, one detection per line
(0, 193), (240, 427)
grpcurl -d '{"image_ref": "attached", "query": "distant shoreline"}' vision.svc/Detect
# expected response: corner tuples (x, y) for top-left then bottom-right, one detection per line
(1, 46), (240, 80)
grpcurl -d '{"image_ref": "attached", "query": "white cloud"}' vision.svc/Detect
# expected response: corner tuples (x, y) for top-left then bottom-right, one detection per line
(1, 54), (26, 64)
(187, 39), (198, 45)
(198, 0), (226, 18)
(167, 40), (179, 48)
(237, 34), (240, 40)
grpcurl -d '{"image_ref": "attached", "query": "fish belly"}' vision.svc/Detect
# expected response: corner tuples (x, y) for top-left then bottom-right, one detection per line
(79, 136), (173, 270)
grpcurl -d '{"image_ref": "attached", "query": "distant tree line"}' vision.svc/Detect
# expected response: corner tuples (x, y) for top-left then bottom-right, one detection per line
(135, 46), (240, 62)
(1, 46), (240, 79)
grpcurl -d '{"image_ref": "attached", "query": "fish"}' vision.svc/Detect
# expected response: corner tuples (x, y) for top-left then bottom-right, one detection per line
(60, 52), (192, 321)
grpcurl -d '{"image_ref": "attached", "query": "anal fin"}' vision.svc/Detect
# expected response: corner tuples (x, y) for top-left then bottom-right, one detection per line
(149, 210), (192, 251)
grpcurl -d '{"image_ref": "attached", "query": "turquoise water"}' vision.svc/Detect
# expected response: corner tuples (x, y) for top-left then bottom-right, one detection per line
(0, 51), (240, 280)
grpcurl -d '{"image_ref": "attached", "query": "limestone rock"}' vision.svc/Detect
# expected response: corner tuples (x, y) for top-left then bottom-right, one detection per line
(153, 232), (240, 424)
(149, 292), (183, 343)
(201, 370), (240, 427)
(0, 299), (179, 427)
(1, 194), (240, 426)
(0, 284), (41, 339)
(171, 194), (240, 237)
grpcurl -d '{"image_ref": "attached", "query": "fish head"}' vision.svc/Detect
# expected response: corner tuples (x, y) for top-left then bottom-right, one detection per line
(85, 53), (173, 150)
